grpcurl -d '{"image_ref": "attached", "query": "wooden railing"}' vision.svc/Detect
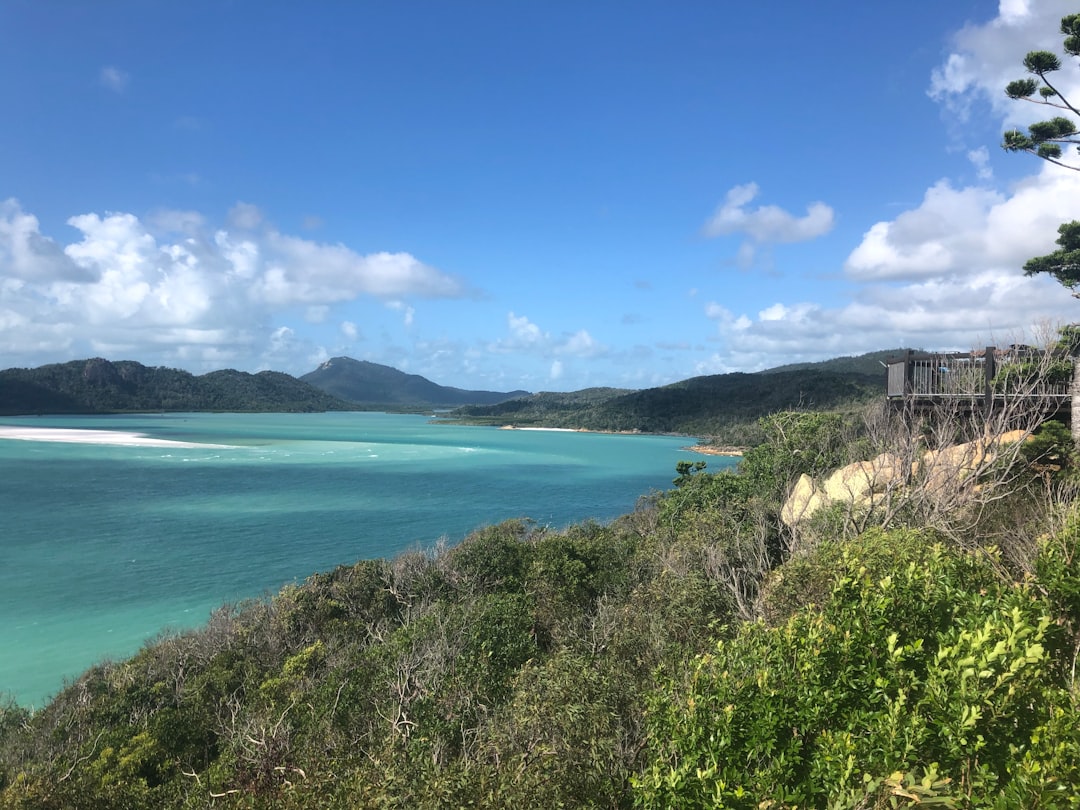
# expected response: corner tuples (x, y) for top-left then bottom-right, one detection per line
(885, 347), (1072, 413)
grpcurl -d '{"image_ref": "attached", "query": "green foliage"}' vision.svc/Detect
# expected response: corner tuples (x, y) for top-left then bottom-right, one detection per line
(738, 410), (856, 499)
(992, 356), (1074, 391)
(1002, 15), (1080, 171)
(447, 519), (535, 594)
(634, 529), (1080, 808)
(1036, 505), (1080, 631)
(1021, 418), (1075, 478)
(1023, 220), (1080, 295)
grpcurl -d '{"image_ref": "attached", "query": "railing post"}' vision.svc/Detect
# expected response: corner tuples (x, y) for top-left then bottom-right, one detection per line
(984, 346), (996, 416)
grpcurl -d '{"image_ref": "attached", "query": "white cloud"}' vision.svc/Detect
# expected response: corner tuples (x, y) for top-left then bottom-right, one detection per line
(0, 200), (89, 282)
(493, 313), (605, 360)
(0, 198), (464, 373)
(507, 312), (546, 345)
(557, 329), (601, 357)
(847, 160), (1080, 283)
(929, 1), (1078, 130)
(550, 360), (563, 380)
(968, 146), (993, 180)
(703, 182), (835, 243)
(99, 66), (129, 93)
(341, 320), (360, 341)
(709, 3), (1079, 369)
(706, 158), (1080, 368)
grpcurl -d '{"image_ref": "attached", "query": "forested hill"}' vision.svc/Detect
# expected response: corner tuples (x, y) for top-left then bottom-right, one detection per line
(759, 348), (908, 376)
(0, 358), (354, 414)
(301, 356), (531, 407)
(450, 365), (886, 443)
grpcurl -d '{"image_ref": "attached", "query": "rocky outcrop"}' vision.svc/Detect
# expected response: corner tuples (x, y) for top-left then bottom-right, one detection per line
(781, 430), (1030, 526)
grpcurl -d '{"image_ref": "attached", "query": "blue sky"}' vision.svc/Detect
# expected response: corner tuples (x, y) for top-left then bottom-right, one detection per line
(2, 0), (1079, 392)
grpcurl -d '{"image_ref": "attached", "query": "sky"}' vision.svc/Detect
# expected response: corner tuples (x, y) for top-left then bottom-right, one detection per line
(2, 0), (1080, 392)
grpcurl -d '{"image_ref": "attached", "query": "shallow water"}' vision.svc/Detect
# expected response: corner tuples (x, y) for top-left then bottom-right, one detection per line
(0, 412), (735, 706)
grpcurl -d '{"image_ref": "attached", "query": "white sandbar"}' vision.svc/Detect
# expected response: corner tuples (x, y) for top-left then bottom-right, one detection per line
(0, 426), (233, 449)
(500, 425), (580, 432)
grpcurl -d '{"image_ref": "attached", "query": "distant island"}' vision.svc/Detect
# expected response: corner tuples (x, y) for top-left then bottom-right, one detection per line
(0, 350), (901, 445)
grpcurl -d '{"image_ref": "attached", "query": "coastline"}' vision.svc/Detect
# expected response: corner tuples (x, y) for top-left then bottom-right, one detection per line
(495, 424), (744, 456)
(0, 426), (233, 449)
(682, 444), (745, 457)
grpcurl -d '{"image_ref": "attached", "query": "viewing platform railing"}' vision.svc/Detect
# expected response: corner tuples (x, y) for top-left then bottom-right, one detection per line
(885, 347), (1072, 413)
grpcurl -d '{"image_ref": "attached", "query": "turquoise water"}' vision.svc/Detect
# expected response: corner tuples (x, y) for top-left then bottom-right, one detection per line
(0, 412), (734, 706)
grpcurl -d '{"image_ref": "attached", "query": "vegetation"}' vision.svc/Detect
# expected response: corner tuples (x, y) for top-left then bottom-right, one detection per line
(449, 362), (884, 446)
(0, 358), (355, 415)
(1003, 11), (1080, 295)
(3, 393), (1080, 807)
(1002, 12), (1080, 171)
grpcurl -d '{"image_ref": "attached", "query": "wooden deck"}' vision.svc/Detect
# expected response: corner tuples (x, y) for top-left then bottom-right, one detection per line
(885, 346), (1071, 414)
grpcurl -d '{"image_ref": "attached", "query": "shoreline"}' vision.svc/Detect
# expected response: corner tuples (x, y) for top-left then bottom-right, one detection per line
(495, 424), (744, 456)
(0, 426), (234, 449)
(683, 444), (745, 457)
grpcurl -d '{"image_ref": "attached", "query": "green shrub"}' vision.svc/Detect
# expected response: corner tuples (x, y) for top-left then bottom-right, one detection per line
(634, 529), (1078, 808)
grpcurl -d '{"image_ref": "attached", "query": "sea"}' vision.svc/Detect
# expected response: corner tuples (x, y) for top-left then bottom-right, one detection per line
(0, 412), (737, 707)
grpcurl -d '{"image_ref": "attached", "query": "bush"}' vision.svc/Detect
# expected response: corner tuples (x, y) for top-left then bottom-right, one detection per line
(634, 529), (1079, 808)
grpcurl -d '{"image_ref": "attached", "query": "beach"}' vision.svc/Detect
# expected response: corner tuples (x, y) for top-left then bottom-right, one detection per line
(0, 426), (232, 449)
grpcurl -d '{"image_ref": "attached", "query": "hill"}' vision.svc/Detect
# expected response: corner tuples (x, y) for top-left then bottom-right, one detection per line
(449, 356), (890, 443)
(0, 358), (353, 414)
(301, 356), (531, 407)
(760, 347), (910, 376)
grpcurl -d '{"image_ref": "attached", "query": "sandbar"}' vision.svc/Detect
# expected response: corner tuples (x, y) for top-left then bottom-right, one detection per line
(500, 425), (580, 432)
(0, 426), (233, 449)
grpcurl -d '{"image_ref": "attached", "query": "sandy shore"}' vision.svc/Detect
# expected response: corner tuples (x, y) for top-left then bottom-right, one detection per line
(682, 444), (745, 457)
(0, 426), (233, 449)
(499, 425), (580, 432)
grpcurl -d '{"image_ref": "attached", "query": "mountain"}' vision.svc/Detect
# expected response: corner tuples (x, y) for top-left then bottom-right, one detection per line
(0, 358), (353, 414)
(301, 357), (531, 407)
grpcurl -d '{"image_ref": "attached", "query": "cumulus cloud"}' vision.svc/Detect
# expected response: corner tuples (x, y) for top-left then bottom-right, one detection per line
(847, 153), (1080, 283)
(558, 329), (601, 357)
(703, 183), (835, 243)
(708, 164), (1080, 369)
(494, 312), (605, 360)
(928, 0), (1076, 128)
(707, 2), (1079, 370)
(507, 312), (546, 345)
(0, 198), (464, 372)
(708, 123), (1080, 369)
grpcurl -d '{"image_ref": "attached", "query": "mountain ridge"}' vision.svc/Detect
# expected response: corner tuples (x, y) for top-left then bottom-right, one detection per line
(0, 358), (353, 415)
(300, 357), (531, 407)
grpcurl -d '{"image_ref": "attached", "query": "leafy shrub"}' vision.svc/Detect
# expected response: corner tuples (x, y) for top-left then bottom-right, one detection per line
(634, 528), (1079, 808)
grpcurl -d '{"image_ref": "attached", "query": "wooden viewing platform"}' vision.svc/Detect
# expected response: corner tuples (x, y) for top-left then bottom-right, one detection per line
(885, 346), (1072, 415)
